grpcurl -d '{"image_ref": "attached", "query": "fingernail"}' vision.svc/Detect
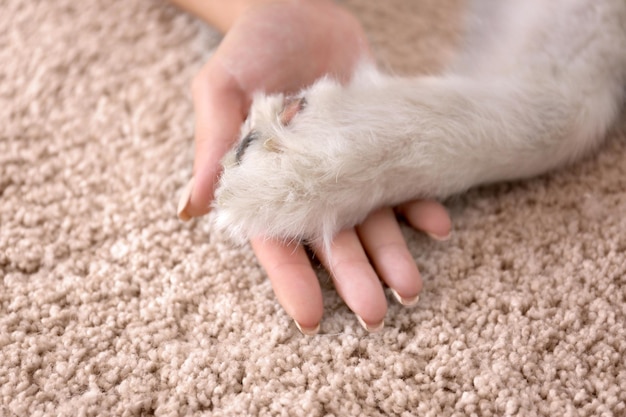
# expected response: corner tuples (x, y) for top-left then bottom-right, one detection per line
(177, 177), (195, 222)
(391, 289), (420, 307)
(427, 230), (451, 241)
(294, 320), (320, 336)
(356, 315), (384, 333)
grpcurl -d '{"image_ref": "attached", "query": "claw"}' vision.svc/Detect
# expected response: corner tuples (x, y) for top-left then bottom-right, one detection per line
(235, 130), (258, 163)
(263, 138), (281, 152)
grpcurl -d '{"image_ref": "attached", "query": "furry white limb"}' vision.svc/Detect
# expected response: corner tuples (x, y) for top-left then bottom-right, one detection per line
(214, 0), (626, 250)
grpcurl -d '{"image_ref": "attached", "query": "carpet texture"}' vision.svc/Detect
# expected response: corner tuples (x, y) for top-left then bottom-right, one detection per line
(1, 1), (625, 416)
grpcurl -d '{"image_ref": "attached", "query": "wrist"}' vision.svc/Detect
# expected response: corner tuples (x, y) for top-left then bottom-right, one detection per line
(170, 0), (326, 33)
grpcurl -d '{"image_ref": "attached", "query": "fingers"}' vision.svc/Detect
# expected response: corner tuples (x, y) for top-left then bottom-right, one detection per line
(397, 200), (452, 241)
(357, 208), (422, 306)
(314, 229), (387, 332)
(251, 238), (324, 335)
(178, 60), (248, 220)
(250, 200), (450, 335)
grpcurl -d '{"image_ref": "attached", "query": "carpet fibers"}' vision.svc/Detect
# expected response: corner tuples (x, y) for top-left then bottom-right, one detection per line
(1, 1), (625, 416)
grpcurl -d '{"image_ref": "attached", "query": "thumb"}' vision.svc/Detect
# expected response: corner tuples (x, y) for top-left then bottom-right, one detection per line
(178, 63), (247, 220)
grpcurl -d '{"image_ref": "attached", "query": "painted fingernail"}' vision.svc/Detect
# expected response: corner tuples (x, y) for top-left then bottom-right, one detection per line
(427, 230), (452, 241)
(356, 315), (384, 333)
(177, 177), (195, 222)
(294, 320), (320, 336)
(391, 289), (420, 307)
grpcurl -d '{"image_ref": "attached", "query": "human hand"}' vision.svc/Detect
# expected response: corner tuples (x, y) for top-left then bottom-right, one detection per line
(177, 0), (452, 333)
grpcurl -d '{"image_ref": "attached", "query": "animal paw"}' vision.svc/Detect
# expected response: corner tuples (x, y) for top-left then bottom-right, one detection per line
(214, 68), (400, 246)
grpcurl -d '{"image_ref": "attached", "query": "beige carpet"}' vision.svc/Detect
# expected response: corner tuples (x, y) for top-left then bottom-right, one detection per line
(2, 0), (625, 416)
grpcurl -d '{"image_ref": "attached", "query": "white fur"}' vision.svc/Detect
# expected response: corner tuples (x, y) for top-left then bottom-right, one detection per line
(214, 0), (626, 250)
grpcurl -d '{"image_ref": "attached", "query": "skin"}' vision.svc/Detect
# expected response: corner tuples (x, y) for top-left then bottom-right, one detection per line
(172, 0), (452, 333)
